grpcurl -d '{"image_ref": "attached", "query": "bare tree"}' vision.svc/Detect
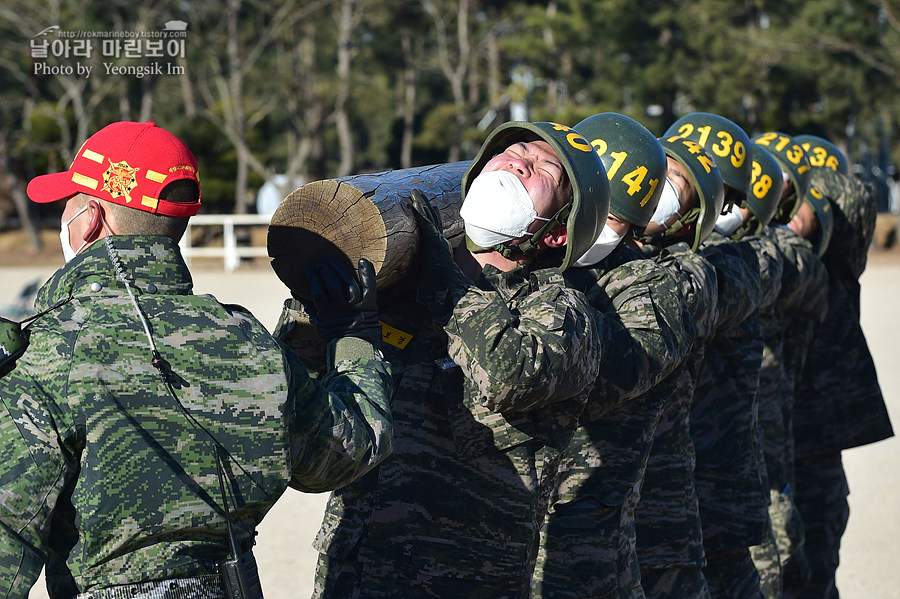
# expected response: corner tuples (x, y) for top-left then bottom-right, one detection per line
(333, 0), (365, 176)
(422, 0), (473, 162)
(398, 27), (423, 169)
(192, 0), (326, 212)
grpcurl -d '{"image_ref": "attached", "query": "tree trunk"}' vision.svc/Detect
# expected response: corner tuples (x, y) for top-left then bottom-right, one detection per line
(267, 161), (469, 297)
(399, 27), (419, 170)
(334, 0), (359, 176)
(0, 138), (41, 250)
(227, 0), (249, 214)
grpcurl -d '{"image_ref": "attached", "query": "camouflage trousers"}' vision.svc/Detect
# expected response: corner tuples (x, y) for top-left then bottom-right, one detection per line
(76, 576), (226, 599)
(749, 517), (782, 599)
(532, 498), (643, 599)
(704, 547), (765, 599)
(640, 566), (711, 599)
(783, 453), (849, 599)
(312, 546), (359, 599)
(313, 546), (527, 599)
(750, 487), (808, 598)
(768, 487), (806, 568)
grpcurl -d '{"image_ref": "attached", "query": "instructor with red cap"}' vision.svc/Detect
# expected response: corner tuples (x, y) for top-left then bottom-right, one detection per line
(0, 121), (394, 599)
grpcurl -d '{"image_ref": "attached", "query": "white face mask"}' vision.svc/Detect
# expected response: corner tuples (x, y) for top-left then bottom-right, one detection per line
(713, 204), (745, 236)
(60, 205), (89, 263)
(460, 170), (549, 247)
(574, 223), (625, 267)
(650, 178), (682, 227)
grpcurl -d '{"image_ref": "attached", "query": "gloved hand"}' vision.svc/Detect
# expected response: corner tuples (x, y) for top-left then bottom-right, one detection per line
(409, 190), (470, 324)
(305, 257), (381, 345)
(1, 316), (28, 376)
(410, 189), (454, 259)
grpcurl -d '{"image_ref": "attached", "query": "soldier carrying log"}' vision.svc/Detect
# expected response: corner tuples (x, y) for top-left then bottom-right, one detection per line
(272, 120), (612, 599)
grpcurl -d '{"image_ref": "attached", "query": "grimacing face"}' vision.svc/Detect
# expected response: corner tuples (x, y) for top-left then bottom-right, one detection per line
(481, 140), (573, 233)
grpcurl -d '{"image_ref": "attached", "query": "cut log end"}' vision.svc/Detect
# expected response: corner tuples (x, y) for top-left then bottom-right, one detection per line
(267, 179), (388, 298)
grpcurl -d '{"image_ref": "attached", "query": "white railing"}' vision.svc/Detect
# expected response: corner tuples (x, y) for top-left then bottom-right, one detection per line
(180, 214), (272, 271)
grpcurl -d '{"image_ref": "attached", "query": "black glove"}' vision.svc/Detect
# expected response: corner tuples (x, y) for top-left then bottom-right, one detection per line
(409, 189), (465, 279)
(305, 257), (381, 345)
(409, 190), (470, 323)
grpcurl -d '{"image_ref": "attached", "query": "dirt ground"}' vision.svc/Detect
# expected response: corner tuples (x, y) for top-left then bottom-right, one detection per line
(4, 221), (899, 599)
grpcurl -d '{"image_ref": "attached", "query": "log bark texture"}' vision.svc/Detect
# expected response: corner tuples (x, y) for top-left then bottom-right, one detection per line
(267, 161), (469, 296)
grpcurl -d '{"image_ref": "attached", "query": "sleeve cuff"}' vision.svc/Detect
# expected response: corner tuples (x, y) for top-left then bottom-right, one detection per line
(328, 336), (382, 366)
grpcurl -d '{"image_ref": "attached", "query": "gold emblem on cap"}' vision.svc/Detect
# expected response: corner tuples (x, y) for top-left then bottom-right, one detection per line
(102, 159), (139, 203)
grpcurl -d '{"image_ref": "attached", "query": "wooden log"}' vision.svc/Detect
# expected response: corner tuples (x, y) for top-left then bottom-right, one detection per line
(267, 161), (469, 297)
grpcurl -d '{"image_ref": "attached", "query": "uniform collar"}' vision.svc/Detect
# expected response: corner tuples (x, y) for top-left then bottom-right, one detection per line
(35, 235), (194, 311)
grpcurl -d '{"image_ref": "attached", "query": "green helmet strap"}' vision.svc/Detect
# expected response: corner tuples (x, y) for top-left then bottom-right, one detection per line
(665, 205), (701, 237)
(465, 236), (498, 254)
(730, 217), (756, 240)
(474, 202), (572, 262)
(773, 191), (798, 223)
(640, 205), (701, 246)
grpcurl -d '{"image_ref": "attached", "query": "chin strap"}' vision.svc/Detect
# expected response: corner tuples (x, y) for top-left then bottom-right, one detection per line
(663, 206), (700, 238)
(730, 216), (760, 240)
(466, 203), (572, 262)
(639, 205), (701, 246)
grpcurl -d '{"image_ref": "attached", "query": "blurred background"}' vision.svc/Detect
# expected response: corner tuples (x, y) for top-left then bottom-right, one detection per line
(1, 0), (900, 254)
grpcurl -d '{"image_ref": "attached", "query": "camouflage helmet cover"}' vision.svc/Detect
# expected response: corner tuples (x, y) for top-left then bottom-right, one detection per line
(462, 121), (610, 270)
(657, 135), (725, 250)
(573, 112), (667, 229)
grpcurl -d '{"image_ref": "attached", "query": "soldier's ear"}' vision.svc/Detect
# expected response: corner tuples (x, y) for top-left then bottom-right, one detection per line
(542, 225), (568, 248)
(83, 200), (105, 242)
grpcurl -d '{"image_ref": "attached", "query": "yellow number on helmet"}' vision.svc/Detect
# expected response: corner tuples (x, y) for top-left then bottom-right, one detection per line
(621, 165), (648, 197)
(785, 144), (804, 164)
(755, 132), (778, 146)
(732, 141), (746, 168)
(712, 131), (733, 158)
(606, 150), (628, 179)
(591, 138), (609, 158)
(753, 174), (773, 199)
(677, 123), (695, 138)
(566, 132), (592, 153)
(640, 177), (660, 207)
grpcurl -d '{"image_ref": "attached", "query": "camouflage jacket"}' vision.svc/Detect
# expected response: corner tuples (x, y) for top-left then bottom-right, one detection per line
(634, 242), (719, 568)
(691, 232), (771, 550)
(757, 226), (828, 490)
(794, 170), (893, 454)
(0, 236), (393, 596)
(529, 244), (693, 599)
(542, 242), (694, 543)
(286, 260), (600, 599)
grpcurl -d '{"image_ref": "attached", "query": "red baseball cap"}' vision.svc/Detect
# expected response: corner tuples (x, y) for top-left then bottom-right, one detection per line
(27, 121), (201, 217)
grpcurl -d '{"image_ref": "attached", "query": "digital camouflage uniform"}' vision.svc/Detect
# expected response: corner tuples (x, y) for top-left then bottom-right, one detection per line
(691, 231), (774, 599)
(281, 258), (601, 599)
(0, 236), (394, 598)
(749, 225), (828, 598)
(531, 243), (695, 599)
(785, 170), (894, 599)
(634, 242), (719, 599)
